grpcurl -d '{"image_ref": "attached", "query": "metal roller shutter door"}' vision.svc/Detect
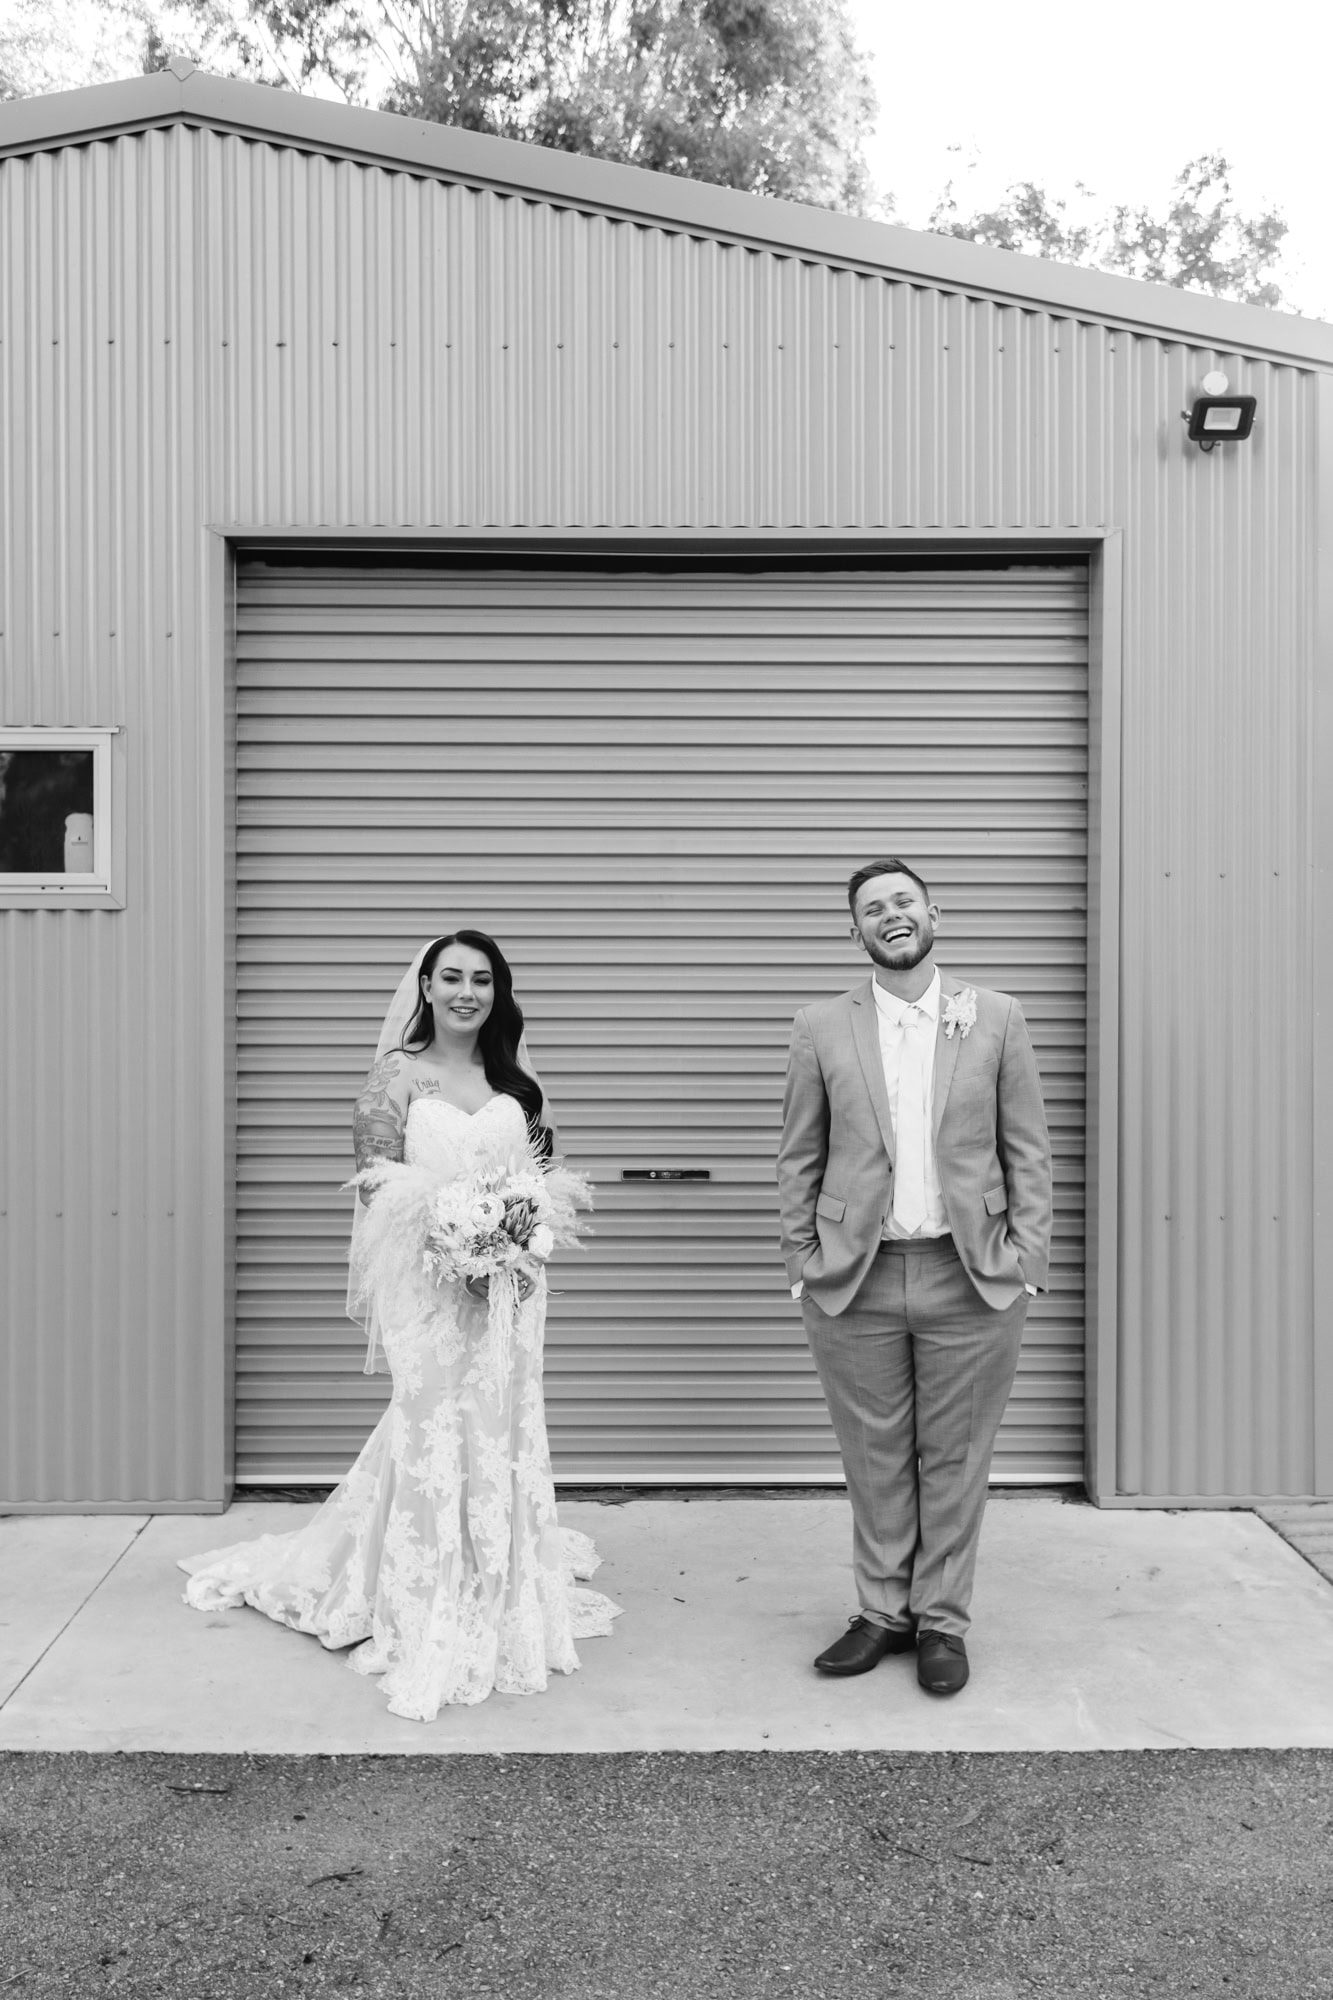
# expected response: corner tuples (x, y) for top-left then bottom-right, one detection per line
(234, 560), (1088, 1484)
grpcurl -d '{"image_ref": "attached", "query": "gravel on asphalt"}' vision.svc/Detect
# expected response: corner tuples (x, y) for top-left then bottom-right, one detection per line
(2, 1749), (1331, 1999)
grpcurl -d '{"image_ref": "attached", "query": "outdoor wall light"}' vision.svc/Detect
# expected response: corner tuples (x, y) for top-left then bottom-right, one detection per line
(1183, 371), (1257, 452)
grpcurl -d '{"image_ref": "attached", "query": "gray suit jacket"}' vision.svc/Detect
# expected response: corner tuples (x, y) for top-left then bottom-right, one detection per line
(776, 970), (1053, 1315)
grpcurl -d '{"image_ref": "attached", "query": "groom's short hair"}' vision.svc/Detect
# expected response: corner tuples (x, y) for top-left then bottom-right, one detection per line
(847, 857), (930, 914)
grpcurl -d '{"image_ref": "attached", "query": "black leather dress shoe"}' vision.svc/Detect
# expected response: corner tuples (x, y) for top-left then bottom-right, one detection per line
(814, 1615), (915, 1676)
(916, 1630), (969, 1695)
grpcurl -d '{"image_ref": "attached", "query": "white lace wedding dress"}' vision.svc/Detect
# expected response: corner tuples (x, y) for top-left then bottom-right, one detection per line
(179, 1094), (619, 1721)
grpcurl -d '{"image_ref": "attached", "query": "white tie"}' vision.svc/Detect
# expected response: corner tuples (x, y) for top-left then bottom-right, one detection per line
(893, 1005), (929, 1235)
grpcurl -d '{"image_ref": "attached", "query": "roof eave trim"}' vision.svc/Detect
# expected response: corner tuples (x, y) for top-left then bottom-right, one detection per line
(3, 65), (1331, 367)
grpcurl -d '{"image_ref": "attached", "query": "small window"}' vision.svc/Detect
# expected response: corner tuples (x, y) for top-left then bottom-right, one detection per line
(0, 728), (120, 902)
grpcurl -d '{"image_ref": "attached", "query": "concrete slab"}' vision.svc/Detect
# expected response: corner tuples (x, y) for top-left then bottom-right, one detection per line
(0, 1514), (147, 1707)
(1, 1497), (1330, 1753)
(1256, 1501), (1333, 1586)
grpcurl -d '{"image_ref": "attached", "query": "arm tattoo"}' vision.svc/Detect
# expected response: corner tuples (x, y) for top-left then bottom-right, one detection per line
(353, 1052), (407, 1172)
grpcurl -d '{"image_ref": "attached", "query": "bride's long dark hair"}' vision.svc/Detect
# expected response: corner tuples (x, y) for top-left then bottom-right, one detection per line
(402, 929), (552, 1159)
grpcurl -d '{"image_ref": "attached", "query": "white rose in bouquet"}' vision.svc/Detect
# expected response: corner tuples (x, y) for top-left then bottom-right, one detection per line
(529, 1223), (555, 1261)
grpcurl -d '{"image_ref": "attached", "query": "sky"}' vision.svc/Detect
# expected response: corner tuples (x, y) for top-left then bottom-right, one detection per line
(844, 0), (1331, 320)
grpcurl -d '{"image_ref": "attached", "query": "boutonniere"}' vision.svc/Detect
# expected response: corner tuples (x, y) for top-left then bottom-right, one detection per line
(942, 987), (978, 1040)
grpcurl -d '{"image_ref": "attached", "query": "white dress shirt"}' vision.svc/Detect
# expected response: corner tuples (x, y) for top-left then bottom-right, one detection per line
(873, 968), (950, 1240)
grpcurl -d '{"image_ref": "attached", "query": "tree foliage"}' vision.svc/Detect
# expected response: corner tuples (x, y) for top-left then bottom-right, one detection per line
(929, 153), (1288, 308)
(125, 0), (879, 211)
(0, 0), (143, 99)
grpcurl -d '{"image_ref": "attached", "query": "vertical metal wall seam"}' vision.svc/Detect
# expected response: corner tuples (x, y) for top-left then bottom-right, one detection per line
(1310, 368), (1333, 1492)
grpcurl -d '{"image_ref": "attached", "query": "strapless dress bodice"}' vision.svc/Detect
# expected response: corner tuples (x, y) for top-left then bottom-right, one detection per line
(403, 1092), (530, 1179)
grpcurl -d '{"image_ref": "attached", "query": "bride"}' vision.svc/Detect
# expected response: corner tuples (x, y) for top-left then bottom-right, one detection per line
(180, 930), (619, 1722)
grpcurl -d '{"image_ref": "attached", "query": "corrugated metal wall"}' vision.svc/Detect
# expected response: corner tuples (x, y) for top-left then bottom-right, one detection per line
(0, 121), (1320, 1503)
(232, 560), (1088, 1484)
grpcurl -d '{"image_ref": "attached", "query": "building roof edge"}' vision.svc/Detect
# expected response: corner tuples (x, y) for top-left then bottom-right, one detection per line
(3, 66), (1331, 368)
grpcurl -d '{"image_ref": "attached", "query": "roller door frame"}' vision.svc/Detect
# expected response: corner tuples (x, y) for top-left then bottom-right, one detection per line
(203, 524), (1124, 1505)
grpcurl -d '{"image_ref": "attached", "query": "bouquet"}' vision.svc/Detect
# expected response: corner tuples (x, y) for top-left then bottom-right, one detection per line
(347, 1146), (593, 1371)
(421, 1155), (593, 1296)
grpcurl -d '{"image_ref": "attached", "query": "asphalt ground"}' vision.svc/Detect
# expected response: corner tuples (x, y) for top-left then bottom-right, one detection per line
(3, 1750), (1331, 1998)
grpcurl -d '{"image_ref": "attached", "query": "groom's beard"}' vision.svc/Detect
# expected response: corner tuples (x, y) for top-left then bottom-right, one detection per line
(862, 923), (935, 973)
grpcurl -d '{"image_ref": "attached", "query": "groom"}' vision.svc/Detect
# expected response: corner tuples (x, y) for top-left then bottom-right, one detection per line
(777, 859), (1053, 1695)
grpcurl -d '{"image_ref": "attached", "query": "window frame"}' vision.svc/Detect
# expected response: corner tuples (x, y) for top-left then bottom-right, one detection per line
(0, 726), (124, 909)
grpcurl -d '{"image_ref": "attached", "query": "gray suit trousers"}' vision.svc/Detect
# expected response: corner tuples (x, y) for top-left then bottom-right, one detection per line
(802, 1236), (1027, 1638)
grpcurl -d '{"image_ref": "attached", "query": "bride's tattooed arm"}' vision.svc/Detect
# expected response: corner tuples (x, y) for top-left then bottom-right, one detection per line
(353, 1051), (413, 1202)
